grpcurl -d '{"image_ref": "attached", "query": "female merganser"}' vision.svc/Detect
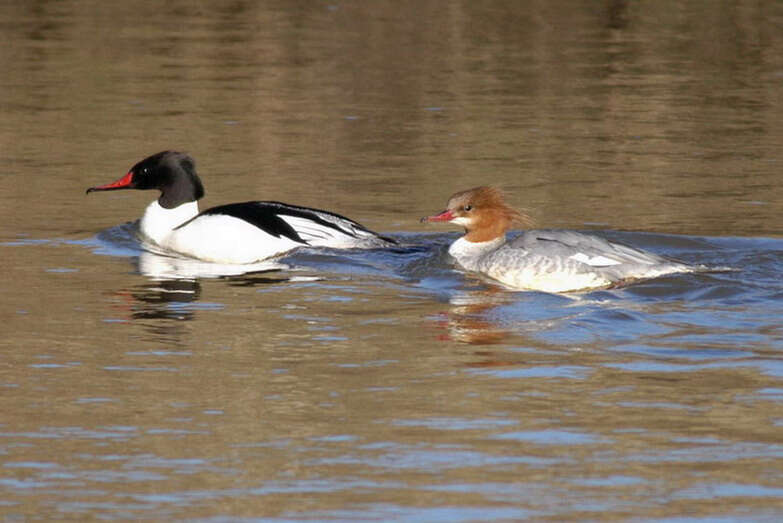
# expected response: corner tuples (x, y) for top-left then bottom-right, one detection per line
(87, 151), (394, 263)
(421, 186), (696, 293)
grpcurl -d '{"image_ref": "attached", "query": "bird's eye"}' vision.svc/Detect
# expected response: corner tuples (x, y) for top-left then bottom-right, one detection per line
(464, 205), (472, 211)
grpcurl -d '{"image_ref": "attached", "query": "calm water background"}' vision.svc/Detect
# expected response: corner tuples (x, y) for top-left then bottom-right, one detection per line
(2, 0), (783, 520)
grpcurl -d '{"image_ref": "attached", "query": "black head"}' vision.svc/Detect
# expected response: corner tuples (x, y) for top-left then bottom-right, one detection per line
(86, 151), (205, 209)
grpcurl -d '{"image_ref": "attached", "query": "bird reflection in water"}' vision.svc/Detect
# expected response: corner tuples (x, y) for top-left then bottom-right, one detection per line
(136, 246), (292, 281)
(105, 276), (201, 346)
(433, 283), (514, 345)
(107, 250), (317, 327)
(430, 283), (532, 370)
(430, 278), (586, 371)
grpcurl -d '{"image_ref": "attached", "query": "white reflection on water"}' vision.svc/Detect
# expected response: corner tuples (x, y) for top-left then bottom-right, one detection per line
(137, 249), (291, 281)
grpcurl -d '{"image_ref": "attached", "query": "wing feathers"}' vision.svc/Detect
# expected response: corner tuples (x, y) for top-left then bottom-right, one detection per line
(181, 201), (393, 247)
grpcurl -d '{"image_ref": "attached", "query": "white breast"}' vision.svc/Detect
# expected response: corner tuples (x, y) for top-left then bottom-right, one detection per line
(447, 237), (506, 269)
(139, 200), (199, 246)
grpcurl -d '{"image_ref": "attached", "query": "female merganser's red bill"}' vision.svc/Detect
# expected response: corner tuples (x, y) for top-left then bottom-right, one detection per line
(87, 151), (394, 264)
(423, 209), (455, 222)
(422, 186), (697, 293)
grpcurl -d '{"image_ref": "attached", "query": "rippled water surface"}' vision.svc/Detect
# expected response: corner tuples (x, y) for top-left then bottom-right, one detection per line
(2, 1), (783, 520)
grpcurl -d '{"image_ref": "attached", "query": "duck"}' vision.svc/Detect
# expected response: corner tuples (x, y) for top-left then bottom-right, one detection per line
(87, 151), (394, 263)
(421, 186), (697, 292)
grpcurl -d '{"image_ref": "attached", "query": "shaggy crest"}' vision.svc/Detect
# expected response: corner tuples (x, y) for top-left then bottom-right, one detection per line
(447, 186), (530, 227)
(422, 186), (534, 243)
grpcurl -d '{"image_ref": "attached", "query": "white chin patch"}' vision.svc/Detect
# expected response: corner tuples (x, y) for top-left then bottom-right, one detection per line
(450, 216), (472, 227)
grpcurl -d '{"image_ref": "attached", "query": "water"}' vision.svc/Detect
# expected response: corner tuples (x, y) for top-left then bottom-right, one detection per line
(2, 0), (783, 520)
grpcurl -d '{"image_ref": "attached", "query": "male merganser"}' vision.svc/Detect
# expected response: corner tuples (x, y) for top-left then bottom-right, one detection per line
(421, 186), (696, 293)
(87, 151), (394, 263)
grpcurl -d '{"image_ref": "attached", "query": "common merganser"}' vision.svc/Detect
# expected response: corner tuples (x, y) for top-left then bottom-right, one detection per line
(421, 186), (697, 293)
(87, 151), (394, 263)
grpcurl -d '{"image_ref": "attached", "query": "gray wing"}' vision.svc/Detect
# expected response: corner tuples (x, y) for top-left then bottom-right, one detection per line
(503, 230), (690, 281)
(510, 230), (669, 266)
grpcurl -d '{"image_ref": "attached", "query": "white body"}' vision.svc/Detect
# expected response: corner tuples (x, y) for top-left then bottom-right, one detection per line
(139, 200), (387, 264)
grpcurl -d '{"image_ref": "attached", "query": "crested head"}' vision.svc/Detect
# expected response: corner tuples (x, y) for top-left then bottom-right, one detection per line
(87, 151), (205, 209)
(445, 186), (515, 215)
(131, 151), (204, 206)
(422, 186), (531, 242)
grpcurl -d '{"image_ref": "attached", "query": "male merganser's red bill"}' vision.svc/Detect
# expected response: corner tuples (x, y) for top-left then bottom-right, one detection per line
(87, 151), (394, 263)
(422, 186), (698, 293)
(87, 171), (134, 191)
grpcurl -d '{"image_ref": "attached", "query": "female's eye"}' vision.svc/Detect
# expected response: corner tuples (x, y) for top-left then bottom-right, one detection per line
(464, 205), (472, 211)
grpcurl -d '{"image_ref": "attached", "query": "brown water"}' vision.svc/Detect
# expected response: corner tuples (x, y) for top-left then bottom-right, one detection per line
(2, 1), (783, 520)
